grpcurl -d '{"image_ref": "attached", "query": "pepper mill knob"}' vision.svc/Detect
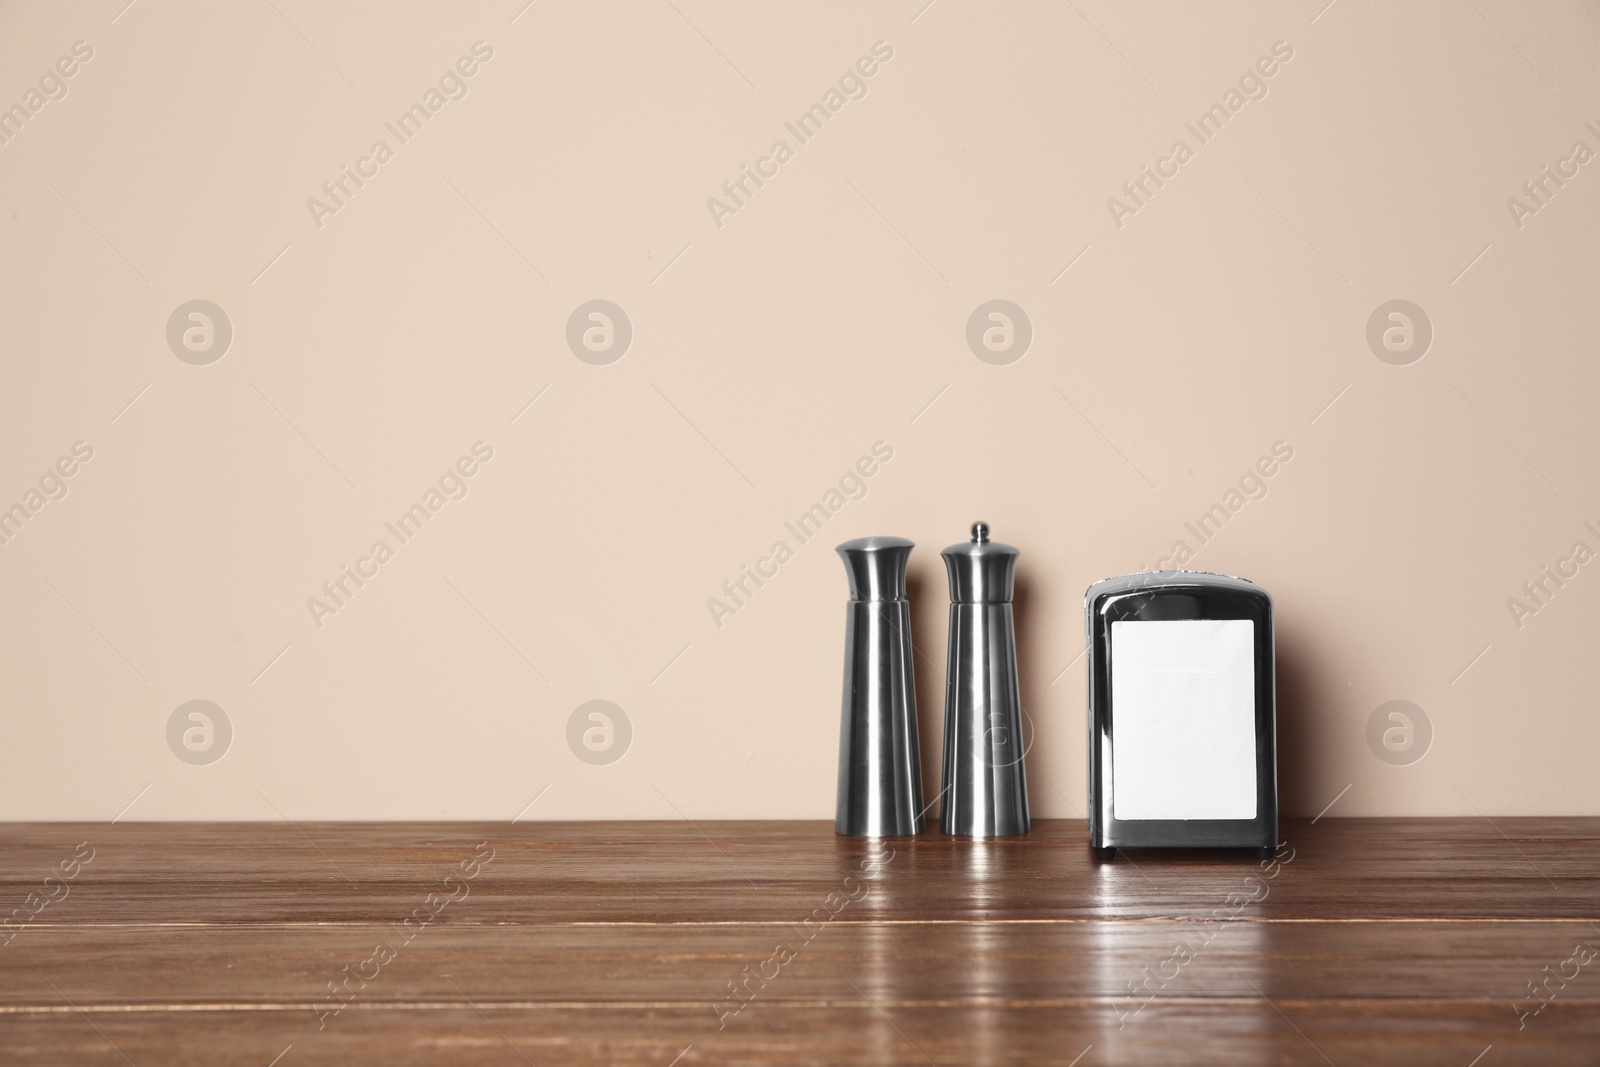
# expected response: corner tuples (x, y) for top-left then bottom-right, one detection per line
(971, 521), (989, 543)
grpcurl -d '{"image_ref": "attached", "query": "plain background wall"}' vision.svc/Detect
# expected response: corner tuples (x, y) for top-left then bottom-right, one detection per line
(0, 1), (1596, 821)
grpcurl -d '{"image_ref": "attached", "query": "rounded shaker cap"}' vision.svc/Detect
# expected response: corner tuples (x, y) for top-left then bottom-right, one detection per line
(836, 535), (915, 601)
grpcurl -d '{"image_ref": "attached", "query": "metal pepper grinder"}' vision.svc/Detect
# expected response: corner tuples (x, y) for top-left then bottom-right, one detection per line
(940, 522), (1030, 837)
(834, 536), (924, 837)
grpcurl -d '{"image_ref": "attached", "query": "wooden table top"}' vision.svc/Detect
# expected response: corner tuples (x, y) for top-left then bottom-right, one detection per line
(2, 818), (1597, 1064)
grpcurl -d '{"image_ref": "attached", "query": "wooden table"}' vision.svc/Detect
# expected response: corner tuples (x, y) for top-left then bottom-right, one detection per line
(2, 819), (1597, 1064)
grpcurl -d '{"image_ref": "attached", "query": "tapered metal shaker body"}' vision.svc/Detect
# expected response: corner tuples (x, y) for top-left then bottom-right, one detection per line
(940, 522), (1031, 837)
(835, 536), (924, 837)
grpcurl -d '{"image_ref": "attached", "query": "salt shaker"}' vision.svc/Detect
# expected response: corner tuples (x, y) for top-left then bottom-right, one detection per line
(835, 536), (924, 837)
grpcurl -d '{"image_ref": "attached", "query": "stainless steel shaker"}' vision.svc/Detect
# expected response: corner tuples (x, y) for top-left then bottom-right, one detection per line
(835, 536), (924, 837)
(940, 522), (1030, 837)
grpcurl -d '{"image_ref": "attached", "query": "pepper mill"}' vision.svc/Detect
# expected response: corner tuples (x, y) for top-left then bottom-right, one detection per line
(940, 522), (1030, 837)
(835, 536), (924, 837)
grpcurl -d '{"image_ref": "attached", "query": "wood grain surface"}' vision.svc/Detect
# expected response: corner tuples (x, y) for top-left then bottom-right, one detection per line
(1, 818), (1597, 1064)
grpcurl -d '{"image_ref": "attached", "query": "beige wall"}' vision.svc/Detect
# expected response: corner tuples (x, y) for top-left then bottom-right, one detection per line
(1, 1), (1596, 821)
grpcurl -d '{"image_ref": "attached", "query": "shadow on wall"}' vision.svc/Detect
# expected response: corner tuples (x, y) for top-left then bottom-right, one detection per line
(1274, 636), (1327, 819)
(906, 562), (944, 822)
(1011, 567), (1057, 819)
